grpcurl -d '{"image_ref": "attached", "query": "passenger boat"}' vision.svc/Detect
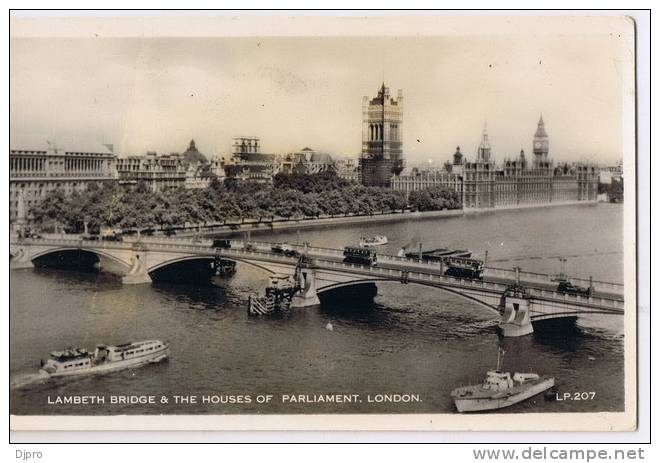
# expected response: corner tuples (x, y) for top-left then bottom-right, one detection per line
(39, 340), (169, 378)
(451, 349), (555, 413)
(359, 235), (388, 247)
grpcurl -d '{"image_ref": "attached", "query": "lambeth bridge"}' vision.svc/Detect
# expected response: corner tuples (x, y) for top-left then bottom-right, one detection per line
(10, 236), (625, 336)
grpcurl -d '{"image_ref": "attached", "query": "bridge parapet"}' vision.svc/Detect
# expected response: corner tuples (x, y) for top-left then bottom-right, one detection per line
(13, 237), (135, 251)
(485, 266), (623, 295)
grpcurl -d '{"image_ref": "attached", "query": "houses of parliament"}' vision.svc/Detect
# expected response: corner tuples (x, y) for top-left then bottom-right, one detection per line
(358, 83), (601, 208)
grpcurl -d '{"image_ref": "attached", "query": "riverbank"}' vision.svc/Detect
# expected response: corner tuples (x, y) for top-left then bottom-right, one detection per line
(175, 199), (598, 238)
(465, 199), (598, 214)
(175, 209), (464, 238)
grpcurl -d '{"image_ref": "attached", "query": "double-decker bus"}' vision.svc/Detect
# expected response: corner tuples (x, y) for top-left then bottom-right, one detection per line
(444, 256), (484, 280)
(343, 246), (377, 266)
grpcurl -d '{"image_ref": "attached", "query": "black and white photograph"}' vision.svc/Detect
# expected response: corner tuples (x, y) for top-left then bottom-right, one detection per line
(8, 11), (637, 432)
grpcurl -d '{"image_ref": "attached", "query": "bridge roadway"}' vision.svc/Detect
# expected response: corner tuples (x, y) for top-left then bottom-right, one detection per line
(10, 236), (624, 326)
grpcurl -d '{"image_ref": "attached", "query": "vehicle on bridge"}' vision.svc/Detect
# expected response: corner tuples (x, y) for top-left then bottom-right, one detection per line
(271, 243), (300, 258)
(444, 257), (484, 280)
(16, 227), (42, 240)
(556, 278), (593, 297)
(100, 227), (123, 242)
(343, 246), (377, 266)
(211, 239), (232, 249)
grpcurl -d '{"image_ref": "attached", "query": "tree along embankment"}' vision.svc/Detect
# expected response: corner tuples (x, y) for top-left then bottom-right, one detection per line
(29, 172), (462, 234)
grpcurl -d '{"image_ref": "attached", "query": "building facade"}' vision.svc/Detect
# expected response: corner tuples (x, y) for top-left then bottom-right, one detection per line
(224, 136), (278, 184)
(392, 117), (599, 208)
(599, 161), (623, 185)
(9, 143), (117, 222)
(117, 152), (188, 191)
(185, 157), (225, 189)
(335, 157), (360, 182)
(359, 83), (404, 187)
(390, 168), (463, 196)
(279, 147), (335, 175)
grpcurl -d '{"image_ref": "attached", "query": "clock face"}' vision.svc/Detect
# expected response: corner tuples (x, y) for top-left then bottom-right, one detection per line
(534, 141), (542, 149)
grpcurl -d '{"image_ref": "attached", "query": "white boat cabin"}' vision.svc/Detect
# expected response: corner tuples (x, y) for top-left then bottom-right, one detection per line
(97, 340), (167, 362)
(482, 370), (514, 391)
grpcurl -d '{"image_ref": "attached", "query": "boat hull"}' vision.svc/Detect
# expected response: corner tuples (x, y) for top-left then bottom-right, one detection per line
(452, 377), (555, 413)
(40, 347), (169, 378)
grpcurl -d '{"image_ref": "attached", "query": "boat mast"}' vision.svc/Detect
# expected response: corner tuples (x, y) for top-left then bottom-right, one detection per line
(497, 347), (505, 371)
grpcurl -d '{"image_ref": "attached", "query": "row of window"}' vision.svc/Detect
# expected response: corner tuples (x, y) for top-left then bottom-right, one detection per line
(367, 123), (400, 142)
(124, 344), (161, 357)
(63, 360), (90, 369)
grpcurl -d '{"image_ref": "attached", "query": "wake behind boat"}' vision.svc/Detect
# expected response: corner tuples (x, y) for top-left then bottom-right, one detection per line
(39, 340), (169, 378)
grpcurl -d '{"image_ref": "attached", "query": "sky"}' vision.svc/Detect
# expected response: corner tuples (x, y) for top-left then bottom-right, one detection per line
(10, 16), (633, 166)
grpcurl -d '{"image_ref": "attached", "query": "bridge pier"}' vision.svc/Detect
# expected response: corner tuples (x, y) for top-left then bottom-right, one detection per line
(121, 249), (152, 285)
(10, 247), (34, 269)
(499, 290), (534, 337)
(290, 267), (320, 308)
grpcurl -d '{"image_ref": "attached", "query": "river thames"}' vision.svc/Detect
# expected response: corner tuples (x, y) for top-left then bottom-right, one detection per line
(10, 203), (625, 415)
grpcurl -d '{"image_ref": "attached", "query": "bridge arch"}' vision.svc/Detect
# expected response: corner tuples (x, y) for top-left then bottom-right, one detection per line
(147, 254), (281, 276)
(30, 247), (132, 271)
(317, 277), (502, 315)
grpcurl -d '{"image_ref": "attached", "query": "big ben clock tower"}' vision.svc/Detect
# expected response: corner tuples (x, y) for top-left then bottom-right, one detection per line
(533, 115), (549, 168)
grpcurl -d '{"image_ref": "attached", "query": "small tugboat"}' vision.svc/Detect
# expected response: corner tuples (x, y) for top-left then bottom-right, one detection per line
(451, 349), (555, 413)
(39, 340), (169, 378)
(359, 235), (388, 247)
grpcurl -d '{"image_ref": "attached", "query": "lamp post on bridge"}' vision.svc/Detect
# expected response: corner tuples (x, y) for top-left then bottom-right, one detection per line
(558, 257), (567, 279)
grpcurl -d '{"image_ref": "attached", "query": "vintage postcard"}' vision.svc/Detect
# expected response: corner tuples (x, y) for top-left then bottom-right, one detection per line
(8, 12), (637, 432)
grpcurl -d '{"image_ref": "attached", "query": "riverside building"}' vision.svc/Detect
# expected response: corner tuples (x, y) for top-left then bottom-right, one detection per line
(116, 140), (220, 192)
(391, 117), (599, 208)
(9, 143), (117, 222)
(117, 152), (188, 192)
